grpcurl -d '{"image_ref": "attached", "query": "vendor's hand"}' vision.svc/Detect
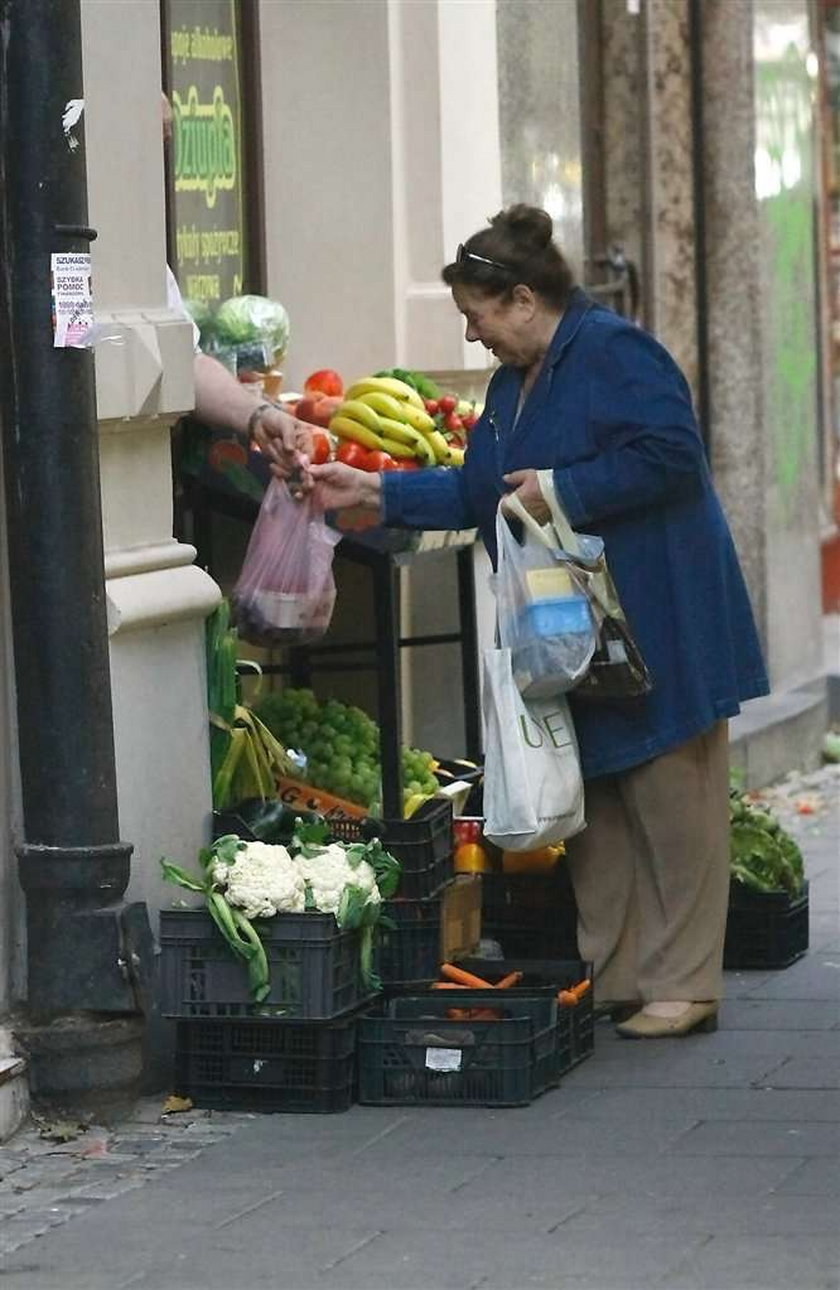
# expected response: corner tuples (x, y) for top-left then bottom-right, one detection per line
(250, 404), (314, 486)
(503, 469), (551, 524)
(308, 461), (383, 515)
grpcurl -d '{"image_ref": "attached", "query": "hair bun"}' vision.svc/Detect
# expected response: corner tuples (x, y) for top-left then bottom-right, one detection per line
(492, 204), (554, 250)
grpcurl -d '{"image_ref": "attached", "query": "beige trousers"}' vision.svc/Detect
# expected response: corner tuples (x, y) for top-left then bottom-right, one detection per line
(564, 721), (731, 1005)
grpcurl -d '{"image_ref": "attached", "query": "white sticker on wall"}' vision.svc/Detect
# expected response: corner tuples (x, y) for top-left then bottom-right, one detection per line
(50, 253), (93, 348)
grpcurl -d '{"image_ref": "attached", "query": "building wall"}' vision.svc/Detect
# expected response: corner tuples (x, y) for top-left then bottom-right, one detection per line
(599, 0), (824, 697)
(702, 0), (824, 690)
(496, 0), (585, 277)
(258, 0), (506, 754)
(753, 0), (825, 687)
(259, 0), (397, 394)
(80, 0), (219, 923)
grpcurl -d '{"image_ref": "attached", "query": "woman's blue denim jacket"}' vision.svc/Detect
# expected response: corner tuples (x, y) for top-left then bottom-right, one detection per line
(382, 289), (769, 779)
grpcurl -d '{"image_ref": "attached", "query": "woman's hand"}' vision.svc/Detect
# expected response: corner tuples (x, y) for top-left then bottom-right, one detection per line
(308, 461), (383, 515)
(502, 469), (551, 523)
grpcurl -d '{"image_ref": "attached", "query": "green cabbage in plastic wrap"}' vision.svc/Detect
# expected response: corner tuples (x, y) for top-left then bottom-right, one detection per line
(185, 299), (216, 347)
(214, 294), (290, 358)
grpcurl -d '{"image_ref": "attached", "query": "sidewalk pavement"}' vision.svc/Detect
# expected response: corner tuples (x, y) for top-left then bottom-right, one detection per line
(0, 766), (837, 1290)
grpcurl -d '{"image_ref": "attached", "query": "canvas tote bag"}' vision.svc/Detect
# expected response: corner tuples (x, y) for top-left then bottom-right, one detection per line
(482, 645), (586, 851)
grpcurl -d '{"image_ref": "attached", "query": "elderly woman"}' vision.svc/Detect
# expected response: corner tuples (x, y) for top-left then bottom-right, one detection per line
(304, 204), (768, 1039)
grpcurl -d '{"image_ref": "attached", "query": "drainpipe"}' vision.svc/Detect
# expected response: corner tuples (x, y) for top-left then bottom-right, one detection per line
(0, 0), (152, 1112)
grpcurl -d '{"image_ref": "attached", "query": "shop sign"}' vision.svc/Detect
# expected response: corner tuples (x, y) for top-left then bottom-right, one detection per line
(164, 0), (246, 310)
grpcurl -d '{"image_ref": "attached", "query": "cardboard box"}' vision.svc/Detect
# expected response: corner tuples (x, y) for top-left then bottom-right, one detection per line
(441, 875), (482, 961)
(275, 776), (367, 823)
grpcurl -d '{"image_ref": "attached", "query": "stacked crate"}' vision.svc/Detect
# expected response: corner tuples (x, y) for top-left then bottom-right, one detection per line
(357, 959), (593, 1108)
(372, 799), (481, 989)
(159, 909), (373, 1113)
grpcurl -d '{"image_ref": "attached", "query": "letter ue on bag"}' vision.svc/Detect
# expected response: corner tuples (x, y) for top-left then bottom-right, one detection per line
(519, 708), (575, 750)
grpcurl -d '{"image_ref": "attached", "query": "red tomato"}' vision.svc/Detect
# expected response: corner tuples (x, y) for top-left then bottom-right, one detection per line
(310, 431), (331, 465)
(336, 441), (371, 470)
(461, 411), (478, 430)
(392, 459), (420, 471)
(424, 399), (440, 415)
(365, 450), (398, 472)
(443, 411), (464, 434)
(303, 368), (344, 398)
(438, 394), (458, 414)
(453, 817), (482, 846)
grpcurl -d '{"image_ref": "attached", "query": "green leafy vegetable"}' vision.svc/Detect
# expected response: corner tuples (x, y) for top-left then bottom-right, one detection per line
(729, 791), (805, 896)
(214, 294), (290, 355)
(374, 367), (442, 400)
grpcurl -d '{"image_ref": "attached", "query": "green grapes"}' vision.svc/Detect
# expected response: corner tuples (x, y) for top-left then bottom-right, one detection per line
(255, 688), (439, 814)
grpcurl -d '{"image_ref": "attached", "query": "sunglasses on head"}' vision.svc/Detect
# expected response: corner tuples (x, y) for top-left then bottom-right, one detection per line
(455, 243), (514, 273)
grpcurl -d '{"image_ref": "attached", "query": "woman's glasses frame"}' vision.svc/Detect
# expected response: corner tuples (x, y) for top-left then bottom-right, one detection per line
(455, 243), (514, 274)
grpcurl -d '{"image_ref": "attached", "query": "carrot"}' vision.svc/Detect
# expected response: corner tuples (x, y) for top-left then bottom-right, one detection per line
(445, 1006), (502, 1021)
(439, 962), (495, 990)
(557, 979), (592, 1006)
(469, 1007), (503, 1021)
(431, 982), (468, 990)
(493, 971), (523, 989)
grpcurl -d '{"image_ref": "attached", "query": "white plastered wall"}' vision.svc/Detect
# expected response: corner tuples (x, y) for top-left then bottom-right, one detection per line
(259, 0), (502, 753)
(80, 0), (219, 923)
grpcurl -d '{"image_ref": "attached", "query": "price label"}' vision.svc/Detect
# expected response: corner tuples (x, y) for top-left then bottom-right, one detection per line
(425, 1047), (462, 1072)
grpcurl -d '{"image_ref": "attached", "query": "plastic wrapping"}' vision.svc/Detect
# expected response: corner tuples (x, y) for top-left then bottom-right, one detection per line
(231, 480), (341, 647)
(495, 501), (596, 698)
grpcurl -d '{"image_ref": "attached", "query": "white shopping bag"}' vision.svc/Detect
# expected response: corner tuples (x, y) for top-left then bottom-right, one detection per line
(482, 646), (586, 850)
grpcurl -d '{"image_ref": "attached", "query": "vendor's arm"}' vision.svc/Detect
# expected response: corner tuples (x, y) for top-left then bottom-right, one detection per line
(192, 352), (312, 477)
(544, 327), (707, 528)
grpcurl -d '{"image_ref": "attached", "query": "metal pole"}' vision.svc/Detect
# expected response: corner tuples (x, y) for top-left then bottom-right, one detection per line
(0, 0), (150, 1107)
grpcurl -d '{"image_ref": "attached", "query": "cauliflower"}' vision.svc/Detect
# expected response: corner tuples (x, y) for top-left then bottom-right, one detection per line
(212, 840), (305, 920)
(294, 842), (381, 915)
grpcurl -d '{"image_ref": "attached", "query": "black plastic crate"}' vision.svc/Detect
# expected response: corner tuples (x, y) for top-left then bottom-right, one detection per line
(213, 798), (453, 899)
(212, 806), (369, 848)
(357, 991), (561, 1107)
(159, 909), (366, 1020)
(174, 1010), (362, 1113)
(724, 880), (809, 970)
(481, 868), (579, 960)
(380, 798), (454, 899)
(374, 896), (442, 986)
(459, 958), (594, 1073)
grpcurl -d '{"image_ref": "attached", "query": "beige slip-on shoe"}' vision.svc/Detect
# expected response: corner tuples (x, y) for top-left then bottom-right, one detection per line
(615, 1001), (719, 1039)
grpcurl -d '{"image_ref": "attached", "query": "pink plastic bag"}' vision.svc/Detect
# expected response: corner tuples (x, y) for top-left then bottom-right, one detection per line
(230, 479), (341, 646)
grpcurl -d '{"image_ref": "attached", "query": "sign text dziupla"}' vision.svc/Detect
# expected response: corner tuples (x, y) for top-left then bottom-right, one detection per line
(165, 0), (246, 308)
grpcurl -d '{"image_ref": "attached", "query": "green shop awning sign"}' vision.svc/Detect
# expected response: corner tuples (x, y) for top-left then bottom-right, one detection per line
(166, 0), (246, 309)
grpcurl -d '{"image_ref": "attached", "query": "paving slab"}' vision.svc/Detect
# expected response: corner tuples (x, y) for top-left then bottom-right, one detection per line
(665, 1233), (840, 1289)
(0, 765), (836, 1290)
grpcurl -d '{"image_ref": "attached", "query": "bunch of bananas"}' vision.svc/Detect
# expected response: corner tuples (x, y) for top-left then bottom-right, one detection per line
(329, 375), (465, 468)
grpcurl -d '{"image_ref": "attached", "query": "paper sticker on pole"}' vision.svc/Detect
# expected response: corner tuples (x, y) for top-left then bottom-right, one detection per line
(50, 252), (93, 348)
